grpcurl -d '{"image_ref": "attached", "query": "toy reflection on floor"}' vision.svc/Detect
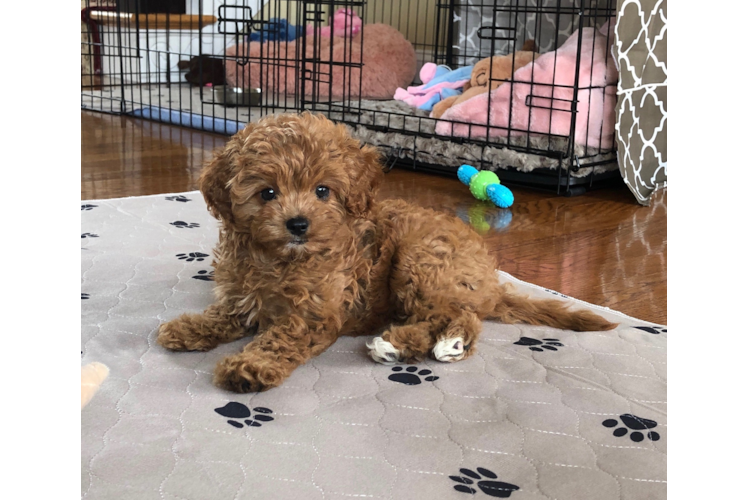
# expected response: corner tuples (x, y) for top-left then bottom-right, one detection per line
(457, 165), (514, 208)
(456, 203), (513, 234)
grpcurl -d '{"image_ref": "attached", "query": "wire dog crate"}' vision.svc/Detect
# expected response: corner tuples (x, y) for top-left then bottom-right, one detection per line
(82, 0), (621, 194)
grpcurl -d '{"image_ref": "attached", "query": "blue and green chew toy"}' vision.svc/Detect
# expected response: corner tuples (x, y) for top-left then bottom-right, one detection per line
(457, 165), (514, 208)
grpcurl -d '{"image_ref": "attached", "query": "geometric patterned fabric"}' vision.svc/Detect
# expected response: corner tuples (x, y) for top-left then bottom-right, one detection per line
(613, 0), (668, 205)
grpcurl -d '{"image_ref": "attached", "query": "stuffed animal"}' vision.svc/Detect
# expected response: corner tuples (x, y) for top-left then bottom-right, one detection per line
(431, 40), (538, 118)
(394, 63), (473, 111)
(434, 21), (618, 145)
(248, 10), (360, 43)
(81, 362), (109, 409)
(249, 18), (302, 42)
(307, 8), (362, 38)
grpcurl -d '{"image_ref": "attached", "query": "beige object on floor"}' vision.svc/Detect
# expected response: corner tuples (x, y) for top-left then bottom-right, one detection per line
(81, 362), (109, 409)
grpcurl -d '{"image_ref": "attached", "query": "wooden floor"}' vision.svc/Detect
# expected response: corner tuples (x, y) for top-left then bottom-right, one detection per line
(82, 111), (667, 324)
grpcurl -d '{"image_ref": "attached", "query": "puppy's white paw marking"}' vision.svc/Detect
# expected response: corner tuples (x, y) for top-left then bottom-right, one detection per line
(433, 337), (465, 362)
(366, 337), (401, 365)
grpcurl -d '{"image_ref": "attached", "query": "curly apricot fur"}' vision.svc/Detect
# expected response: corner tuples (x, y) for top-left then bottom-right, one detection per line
(156, 112), (617, 392)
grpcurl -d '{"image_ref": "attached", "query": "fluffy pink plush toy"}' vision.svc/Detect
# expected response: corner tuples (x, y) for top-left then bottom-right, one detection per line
(436, 19), (619, 149)
(307, 8), (362, 38)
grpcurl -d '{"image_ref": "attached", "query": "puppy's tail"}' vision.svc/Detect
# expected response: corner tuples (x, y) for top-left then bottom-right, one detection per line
(487, 284), (618, 332)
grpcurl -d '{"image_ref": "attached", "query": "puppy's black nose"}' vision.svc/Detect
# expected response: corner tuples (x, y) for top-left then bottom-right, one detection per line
(286, 217), (309, 236)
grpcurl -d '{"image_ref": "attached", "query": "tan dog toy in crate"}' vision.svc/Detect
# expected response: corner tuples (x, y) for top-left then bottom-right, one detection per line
(431, 40), (539, 119)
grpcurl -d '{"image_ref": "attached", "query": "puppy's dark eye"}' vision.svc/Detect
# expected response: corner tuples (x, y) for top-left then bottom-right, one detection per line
(315, 186), (330, 200)
(260, 188), (276, 201)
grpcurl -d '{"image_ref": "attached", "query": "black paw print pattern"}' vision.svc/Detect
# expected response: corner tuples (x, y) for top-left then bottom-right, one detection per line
(177, 252), (209, 262)
(165, 195), (191, 202)
(603, 414), (661, 442)
(81, 293), (90, 300)
(81, 233), (99, 238)
(388, 366), (439, 385)
(214, 402), (274, 428)
(170, 221), (200, 229)
(634, 326), (667, 334)
(193, 270), (215, 281)
(81, 204), (98, 211)
(450, 468), (520, 498)
(514, 337), (564, 352)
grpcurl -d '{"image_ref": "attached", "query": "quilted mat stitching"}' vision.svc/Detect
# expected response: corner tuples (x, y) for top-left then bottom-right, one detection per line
(82, 193), (667, 500)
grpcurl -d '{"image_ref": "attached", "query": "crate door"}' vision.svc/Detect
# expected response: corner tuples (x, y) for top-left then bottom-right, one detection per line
(299, 1), (364, 115)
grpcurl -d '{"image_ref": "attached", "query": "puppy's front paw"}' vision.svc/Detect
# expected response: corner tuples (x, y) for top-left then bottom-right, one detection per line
(433, 337), (466, 362)
(213, 354), (285, 393)
(157, 321), (201, 351)
(366, 337), (401, 365)
(156, 314), (220, 351)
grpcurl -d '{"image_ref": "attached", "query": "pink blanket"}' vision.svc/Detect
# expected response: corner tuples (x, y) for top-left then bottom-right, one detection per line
(225, 24), (416, 100)
(436, 21), (618, 150)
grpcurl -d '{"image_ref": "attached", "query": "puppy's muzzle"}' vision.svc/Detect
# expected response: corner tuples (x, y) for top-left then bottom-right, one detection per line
(286, 217), (310, 237)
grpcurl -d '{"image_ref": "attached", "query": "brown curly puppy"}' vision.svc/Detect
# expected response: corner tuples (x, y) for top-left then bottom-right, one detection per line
(157, 113), (616, 393)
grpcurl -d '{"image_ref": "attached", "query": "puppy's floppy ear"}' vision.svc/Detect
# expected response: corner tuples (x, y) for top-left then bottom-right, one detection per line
(200, 123), (259, 224)
(199, 151), (234, 224)
(199, 141), (240, 225)
(345, 144), (385, 218)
